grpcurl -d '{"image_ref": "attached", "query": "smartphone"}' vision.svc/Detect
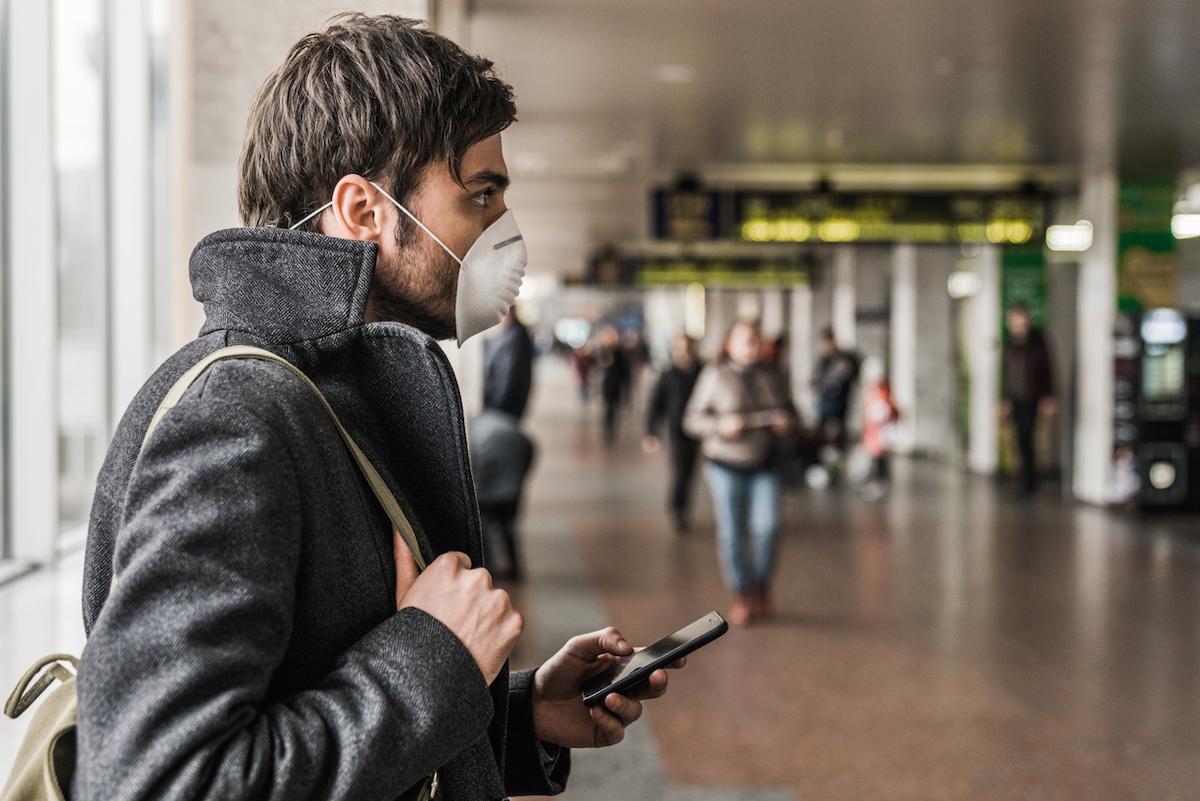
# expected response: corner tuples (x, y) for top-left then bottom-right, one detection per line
(580, 611), (729, 707)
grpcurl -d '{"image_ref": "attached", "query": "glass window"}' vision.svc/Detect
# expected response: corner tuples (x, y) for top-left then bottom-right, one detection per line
(52, 0), (109, 535)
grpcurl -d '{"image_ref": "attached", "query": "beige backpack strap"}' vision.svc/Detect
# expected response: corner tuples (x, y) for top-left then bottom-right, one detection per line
(144, 345), (426, 570)
(4, 656), (78, 720)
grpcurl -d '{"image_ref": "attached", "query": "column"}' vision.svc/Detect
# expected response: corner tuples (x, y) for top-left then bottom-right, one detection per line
(5, 1), (58, 563)
(832, 245), (856, 348)
(790, 285), (814, 420)
(1073, 171), (1117, 504)
(1072, 0), (1118, 505)
(890, 244), (917, 455)
(761, 288), (785, 338)
(968, 245), (1001, 473)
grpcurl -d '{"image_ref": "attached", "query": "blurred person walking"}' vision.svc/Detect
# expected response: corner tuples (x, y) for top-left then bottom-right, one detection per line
(483, 306), (534, 419)
(685, 321), (797, 625)
(571, 344), (594, 402)
(1001, 306), (1056, 495)
(812, 327), (860, 451)
(65, 16), (679, 801)
(470, 407), (535, 580)
(473, 307), (536, 578)
(597, 325), (631, 445)
(859, 356), (899, 498)
(643, 334), (703, 533)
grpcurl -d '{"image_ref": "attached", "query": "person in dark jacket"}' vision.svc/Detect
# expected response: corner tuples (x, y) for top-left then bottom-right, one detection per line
(484, 307), (534, 420)
(75, 16), (679, 801)
(1001, 306), (1056, 494)
(812, 327), (860, 450)
(470, 408), (535, 579)
(643, 334), (703, 533)
(597, 326), (631, 445)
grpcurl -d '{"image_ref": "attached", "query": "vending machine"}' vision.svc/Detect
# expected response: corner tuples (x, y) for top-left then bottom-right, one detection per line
(1135, 309), (1200, 507)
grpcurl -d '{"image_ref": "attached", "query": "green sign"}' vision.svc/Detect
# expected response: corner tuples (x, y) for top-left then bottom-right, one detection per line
(1001, 247), (1047, 330)
(1118, 179), (1177, 312)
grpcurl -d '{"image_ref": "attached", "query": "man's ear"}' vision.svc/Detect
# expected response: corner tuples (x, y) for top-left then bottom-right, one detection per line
(326, 175), (390, 243)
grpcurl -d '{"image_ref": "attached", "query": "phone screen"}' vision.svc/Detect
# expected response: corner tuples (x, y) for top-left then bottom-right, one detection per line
(588, 613), (724, 690)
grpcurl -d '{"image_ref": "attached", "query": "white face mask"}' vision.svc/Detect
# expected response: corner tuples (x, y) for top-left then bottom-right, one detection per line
(291, 182), (527, 345)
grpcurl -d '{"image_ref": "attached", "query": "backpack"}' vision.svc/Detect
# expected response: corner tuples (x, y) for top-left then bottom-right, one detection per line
(1, 346), (434, 801)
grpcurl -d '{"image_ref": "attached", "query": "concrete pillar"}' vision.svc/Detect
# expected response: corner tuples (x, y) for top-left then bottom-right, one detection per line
(643, 286), (685, 365)
(761, 288), (785, 338)
(169, 0), (199, 352)
(703, 289), (738, 360)
(790, 285), (814, 420)
(433, 0), (471, 46)
(5, 0), (58, 562)
(968, 245), (1001, 473)
(833, 245), (856, 348)
(736, 290), (762, 322)
(890, 244), (917, 455)
(1073, 171), (1117, 504)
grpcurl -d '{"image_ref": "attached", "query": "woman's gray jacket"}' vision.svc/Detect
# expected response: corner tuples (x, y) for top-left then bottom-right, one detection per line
(75, 228), (569, 800)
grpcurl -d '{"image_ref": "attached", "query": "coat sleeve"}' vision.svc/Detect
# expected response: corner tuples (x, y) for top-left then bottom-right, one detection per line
(502, 668), (571, 796)
(682, 366), (721, 441)
(75, 390), (495, 801)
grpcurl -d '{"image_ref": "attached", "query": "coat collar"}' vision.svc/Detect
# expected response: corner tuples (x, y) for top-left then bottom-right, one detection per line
(190, 227), (378, 344)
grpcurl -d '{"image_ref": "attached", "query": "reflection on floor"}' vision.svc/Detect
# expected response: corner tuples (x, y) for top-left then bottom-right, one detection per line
(2, 359), (1199, 800)
(511, 359), (1200, 801)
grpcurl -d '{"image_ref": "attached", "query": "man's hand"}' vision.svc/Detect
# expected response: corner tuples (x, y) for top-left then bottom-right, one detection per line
(717, 414), (745, 439)
(642, 435), (662, 454)
(531, 627), (684, 749)
(398, 549), (523, 685)
(770, 410), (792, 438)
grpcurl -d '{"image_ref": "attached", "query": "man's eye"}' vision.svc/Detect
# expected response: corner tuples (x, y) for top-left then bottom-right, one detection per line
(473, 189), (495, 207)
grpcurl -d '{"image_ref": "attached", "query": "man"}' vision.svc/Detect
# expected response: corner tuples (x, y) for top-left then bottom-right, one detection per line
(1001, 306), (1056, 494)
(812, 327), (859, 449)
(75, 16), (676, 800)
(597, 326), (631, 445)
(643, 334), (703, 533)
(483, 307), (534, 420)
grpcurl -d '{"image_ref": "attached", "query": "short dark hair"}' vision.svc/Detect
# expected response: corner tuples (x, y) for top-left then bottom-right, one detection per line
(237, 14), (517, 232)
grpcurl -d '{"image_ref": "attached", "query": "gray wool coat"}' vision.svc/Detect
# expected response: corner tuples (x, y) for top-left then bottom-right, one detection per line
(75, 228), (570, 801)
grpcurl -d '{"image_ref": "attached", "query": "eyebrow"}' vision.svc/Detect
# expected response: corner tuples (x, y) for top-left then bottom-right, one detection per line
(464, 169), (510, 190)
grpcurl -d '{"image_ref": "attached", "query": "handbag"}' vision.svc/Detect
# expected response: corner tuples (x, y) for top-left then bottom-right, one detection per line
(2, 346), (435, 801)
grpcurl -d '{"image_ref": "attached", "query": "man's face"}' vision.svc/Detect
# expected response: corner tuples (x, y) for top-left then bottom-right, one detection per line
(1008, 310), (1030, 340)
(368, 134), (511, 339)
(671, 335), (694, 368)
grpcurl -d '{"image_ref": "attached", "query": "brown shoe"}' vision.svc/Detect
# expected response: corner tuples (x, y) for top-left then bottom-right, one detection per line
(728, 596), (753, 626)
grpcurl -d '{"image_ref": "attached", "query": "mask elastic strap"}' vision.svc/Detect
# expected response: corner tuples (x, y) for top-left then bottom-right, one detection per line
(369, 182), (463, 265)
(289, 202), (333, 230)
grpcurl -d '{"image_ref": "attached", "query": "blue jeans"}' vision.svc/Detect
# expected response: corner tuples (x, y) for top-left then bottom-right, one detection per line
(705, 462), (781, 595)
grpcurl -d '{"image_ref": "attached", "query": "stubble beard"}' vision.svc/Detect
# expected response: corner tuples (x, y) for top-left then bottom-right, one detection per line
(368, 218), (460, 341)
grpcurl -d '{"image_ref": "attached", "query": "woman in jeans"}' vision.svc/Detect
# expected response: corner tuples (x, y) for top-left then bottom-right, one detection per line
(684, 321), (796, 624)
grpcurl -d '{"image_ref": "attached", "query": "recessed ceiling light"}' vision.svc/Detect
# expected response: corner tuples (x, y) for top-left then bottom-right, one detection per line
(654, 64), (694, 84)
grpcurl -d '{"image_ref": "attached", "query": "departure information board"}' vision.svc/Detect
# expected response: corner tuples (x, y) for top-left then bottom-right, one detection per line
(735, 191), (1048, 245)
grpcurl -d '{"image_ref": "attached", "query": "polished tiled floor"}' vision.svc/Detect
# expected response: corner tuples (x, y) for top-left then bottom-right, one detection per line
(513, 361), (1200, 801)
(3, 360), (1200, 800)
